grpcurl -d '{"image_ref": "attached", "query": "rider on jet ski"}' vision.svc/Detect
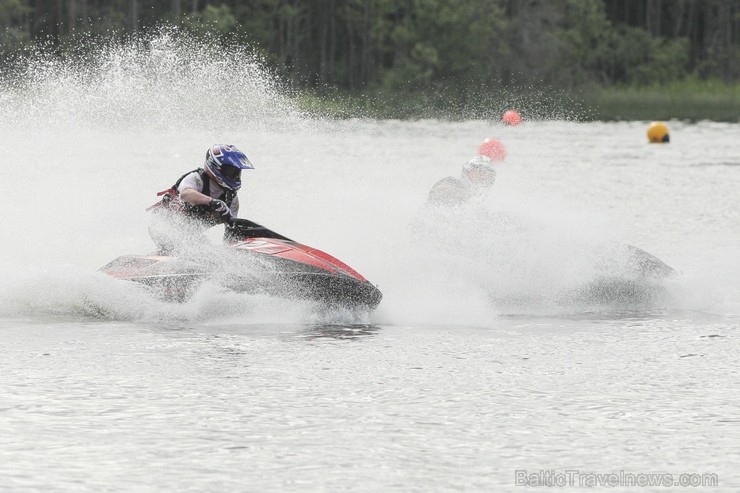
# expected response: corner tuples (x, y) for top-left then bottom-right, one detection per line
(147, 144), (254, 255)
(426, 155), (496, 206)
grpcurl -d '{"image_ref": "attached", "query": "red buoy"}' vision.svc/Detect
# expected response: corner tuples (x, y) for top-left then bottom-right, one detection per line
(502, 110), (522, 126)
(478, 138), (506, 161)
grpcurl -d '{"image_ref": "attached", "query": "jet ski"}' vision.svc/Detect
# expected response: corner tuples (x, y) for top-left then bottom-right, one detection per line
(561, 243), (676, 307)
(99, 218), (383, 310)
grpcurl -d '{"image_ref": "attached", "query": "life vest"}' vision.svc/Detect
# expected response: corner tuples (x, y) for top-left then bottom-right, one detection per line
(147, 168), (236, 224)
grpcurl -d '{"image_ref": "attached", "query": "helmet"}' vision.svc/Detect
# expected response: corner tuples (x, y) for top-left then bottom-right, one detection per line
(204, 144), (254, 191)
(462, 156), (496, 187)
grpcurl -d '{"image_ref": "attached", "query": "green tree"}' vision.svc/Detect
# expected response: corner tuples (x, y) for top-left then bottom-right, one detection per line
(615, 25), (689, 85)
(183, 4), (237, 37)
(0, 0), (32, 58)
(557, 0), (620, 86)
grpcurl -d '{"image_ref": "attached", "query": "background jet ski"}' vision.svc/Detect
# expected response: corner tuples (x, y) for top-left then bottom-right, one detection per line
(410, 204), (678, 311)
(100, 219), (383, 310)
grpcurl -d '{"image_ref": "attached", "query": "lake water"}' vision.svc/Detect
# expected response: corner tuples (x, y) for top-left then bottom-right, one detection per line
(1, 36), (738, 491)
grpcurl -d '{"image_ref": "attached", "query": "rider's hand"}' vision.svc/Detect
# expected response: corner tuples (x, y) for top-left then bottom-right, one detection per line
(209, 199), (233, 219)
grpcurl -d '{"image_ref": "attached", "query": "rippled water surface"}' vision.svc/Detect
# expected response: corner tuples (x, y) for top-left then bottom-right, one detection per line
(2, 316), (738, 491)
(1, 35), (739, 491)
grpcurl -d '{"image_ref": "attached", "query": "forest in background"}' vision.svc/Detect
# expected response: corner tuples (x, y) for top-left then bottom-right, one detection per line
(1, 0), (739, 120)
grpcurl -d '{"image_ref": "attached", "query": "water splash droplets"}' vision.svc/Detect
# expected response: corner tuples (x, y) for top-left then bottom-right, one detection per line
(1, 28), (307, 131)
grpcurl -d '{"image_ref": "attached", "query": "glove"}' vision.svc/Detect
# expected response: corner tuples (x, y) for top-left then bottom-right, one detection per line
(209, 199), (233, 220)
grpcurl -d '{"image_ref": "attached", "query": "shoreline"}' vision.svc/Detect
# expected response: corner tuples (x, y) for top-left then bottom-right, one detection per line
(295, 82), (740, 123)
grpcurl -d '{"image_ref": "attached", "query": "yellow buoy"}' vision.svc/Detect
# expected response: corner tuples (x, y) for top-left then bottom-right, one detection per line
(647, 121), (670, 143)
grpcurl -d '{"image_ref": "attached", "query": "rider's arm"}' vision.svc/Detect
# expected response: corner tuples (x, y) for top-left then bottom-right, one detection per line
(180, 187), (213, 206)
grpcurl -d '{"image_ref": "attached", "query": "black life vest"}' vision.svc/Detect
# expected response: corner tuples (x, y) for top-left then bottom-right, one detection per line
(147, 168), (236, 224)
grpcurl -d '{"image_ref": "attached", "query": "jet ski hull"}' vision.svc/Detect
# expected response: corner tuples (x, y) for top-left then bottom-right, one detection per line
(100, 220), (382, 309)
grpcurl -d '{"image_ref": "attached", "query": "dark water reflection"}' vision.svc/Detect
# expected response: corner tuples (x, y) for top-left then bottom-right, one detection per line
(295, 324), (382, 341)
(150, 322), (382, 342)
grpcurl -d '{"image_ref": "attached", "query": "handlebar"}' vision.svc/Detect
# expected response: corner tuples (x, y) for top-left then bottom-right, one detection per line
(224, 218), (293, 242)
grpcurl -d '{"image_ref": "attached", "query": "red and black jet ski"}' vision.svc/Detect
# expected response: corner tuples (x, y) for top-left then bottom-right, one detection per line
(99, 219), (383, 310)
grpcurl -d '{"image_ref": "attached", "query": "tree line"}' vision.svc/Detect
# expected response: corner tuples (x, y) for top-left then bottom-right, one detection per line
(1, 0), (738, 94)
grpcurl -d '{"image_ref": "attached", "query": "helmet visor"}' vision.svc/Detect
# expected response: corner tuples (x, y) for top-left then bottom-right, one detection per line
(221, 166), (242, 181)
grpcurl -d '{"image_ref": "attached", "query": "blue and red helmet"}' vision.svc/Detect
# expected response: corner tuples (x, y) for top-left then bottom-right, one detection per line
(462, 156), (496, 187)
(204, 144), (254, 191)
